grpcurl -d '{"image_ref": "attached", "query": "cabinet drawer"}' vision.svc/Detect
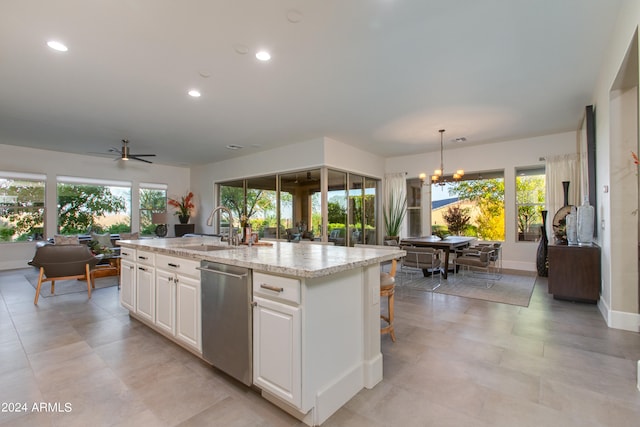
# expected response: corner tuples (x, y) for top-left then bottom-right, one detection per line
(136, 250), (155, 266)
(119, 247), (136, 262)
(156, 253), (200, 278)
(253, 272), (300, 304)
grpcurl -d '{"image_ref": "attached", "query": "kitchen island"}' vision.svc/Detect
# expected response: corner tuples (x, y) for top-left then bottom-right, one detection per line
(117, 237), (404, 426)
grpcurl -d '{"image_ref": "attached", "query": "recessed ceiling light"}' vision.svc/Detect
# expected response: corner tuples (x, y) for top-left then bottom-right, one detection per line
(256, 51), (271, 61)
(226, 144), (244, 150)
(188, 89), (201, 97)
(47, 40), (68, 52)
(453, 137), (467, 143)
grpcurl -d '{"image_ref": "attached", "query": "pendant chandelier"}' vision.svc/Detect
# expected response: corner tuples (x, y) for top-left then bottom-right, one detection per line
(419, 129), (464, 186)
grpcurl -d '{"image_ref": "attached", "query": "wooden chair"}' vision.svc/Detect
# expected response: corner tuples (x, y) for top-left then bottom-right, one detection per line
(380, 258), (397, 342)
(354, 244), (400, 342)
(28, 244), (101, 304)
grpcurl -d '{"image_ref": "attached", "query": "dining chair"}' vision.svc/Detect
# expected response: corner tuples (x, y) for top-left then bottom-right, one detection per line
(399, 245), (443, 290)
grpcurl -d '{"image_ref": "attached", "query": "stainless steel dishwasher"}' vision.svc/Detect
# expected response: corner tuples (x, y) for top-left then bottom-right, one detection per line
(199, 260), (252, 386)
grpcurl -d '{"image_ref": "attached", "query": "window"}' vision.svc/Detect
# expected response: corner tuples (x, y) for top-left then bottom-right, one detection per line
(515, 167), (545, 242)
(0, 172), (45, 242)
(433, 171), (505, 241)
(217, 169), (379, 244)
(140, 183), (167, 236)
(57, 176), (131, 235)
(406, 178), (422, 237)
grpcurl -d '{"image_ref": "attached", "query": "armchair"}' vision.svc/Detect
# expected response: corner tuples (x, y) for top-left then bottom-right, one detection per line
(28, 244), (101, 304)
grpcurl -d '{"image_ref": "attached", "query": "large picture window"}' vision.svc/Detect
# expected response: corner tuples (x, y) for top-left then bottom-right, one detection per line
(57, 177), (131, 235)
(432, 171), (505, 241)
(0, 172), (45, 242)
(515, 167), (545, 242)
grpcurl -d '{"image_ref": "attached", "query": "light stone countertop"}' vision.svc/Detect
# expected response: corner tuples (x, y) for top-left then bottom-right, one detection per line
(118, 237), (405, 278)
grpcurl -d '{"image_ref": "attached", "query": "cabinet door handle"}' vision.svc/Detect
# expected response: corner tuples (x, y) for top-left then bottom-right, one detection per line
(138, 256), (148, 260)
(168, 263), (179, 268)
(260, 283), (284, 293)
(138, 266), (148, 272)
(122, 251), (129, 256)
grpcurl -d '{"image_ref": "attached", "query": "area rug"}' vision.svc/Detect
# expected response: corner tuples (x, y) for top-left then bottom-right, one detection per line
(24, 267), (118, 298)
(397, 269), (537, 307)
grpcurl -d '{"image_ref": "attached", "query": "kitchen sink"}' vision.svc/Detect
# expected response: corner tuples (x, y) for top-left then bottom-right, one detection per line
(180, 244), (232, 252)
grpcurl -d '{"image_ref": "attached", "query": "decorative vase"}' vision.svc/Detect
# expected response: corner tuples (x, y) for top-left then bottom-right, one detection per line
(577, 198), (594, 245)
(536, 210), (549, 277)
(178, 215), (190, 224)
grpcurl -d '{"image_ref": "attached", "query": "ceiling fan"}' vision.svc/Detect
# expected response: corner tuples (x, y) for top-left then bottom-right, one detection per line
(106, 139), (156, 163)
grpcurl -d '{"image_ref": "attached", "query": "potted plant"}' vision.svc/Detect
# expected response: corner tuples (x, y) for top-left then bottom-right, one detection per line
(168, 191), (195, 224)
(383, 188), (406, 241)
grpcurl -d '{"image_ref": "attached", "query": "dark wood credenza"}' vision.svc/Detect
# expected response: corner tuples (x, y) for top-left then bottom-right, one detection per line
(548, 243), (601, 303)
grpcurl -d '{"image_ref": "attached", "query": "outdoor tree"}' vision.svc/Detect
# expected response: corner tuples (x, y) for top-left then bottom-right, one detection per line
(0, 179), (45, 240)
(57, 184), (126, 234)
(140, 189), (167, 234)
(449, 178), (505, 240)
(442, 205), (471, 235)
(219, 186), (276, 226)
(516, 176), (545, 236)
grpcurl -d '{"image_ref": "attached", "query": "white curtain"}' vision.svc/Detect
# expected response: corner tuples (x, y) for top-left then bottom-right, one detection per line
(383, 172), (407, 238)
(545, 153), (580, 235)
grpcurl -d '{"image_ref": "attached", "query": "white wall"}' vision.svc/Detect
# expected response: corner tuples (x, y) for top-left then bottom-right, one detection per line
(0, 144), (190, 270)
(385, 132), (577, 271)
(591, 0), (640, 332)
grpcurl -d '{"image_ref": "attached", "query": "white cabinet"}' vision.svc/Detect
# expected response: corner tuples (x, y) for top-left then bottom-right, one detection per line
(155, 269), (176, 335)
(119, 248), (136, 311)
(135, 250), (155, 323)
(155, 254), (202, 352)
(176, 274), (201, 350)
(253, 296), (301, 407)
(135, 264), (155, 323)
(252, 272), (302, 408)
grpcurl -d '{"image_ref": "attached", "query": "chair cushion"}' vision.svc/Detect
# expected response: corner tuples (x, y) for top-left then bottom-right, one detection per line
(380, 272), (395, 287)
(53, 234), (79, 245)
(91, 232), (113, 248)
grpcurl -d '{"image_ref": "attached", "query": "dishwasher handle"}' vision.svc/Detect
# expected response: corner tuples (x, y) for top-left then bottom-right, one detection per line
(197, 266), (248, 279)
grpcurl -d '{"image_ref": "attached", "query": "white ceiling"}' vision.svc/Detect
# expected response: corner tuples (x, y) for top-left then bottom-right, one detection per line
(0, 0), (622, 167)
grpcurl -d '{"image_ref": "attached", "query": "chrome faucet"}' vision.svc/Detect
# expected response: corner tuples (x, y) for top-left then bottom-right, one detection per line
(206, 206), (238, 246)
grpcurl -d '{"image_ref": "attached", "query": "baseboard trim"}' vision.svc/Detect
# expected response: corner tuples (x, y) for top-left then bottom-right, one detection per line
(598, 296), (640, 332)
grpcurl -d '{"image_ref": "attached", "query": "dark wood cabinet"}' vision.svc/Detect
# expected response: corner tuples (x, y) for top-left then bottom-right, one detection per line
(174, 223), (195, 237)
(548, 244), (601, 303)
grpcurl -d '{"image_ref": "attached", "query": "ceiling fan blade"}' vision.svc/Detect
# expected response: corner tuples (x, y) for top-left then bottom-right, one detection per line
(128, 153), (156, 157)
(130, 156), (153, 164)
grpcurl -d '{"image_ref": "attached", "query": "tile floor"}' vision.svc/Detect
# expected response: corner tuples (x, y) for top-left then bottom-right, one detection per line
(0, 268), (639, 426)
